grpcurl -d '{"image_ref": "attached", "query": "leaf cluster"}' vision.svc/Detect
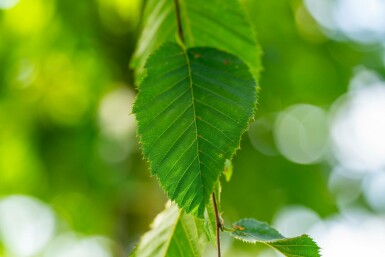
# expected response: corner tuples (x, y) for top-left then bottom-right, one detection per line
(130, 0), (321, 256)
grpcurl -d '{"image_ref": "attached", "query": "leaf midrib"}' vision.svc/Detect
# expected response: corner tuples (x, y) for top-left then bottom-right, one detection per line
(182, 46), (204, 207)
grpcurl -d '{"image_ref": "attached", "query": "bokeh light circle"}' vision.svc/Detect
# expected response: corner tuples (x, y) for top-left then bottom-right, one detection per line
(274, 104), (329, 164)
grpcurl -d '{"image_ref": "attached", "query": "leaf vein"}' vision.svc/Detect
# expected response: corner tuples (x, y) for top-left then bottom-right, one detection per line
(195, 98), (241, 125)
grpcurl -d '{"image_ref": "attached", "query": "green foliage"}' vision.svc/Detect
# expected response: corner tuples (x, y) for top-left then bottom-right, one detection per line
(230, 219), (320, 257)
(133, 42), (257, 217)
(132, 0), (322, 256)
(131, 0), (261, 80)
(131, 203), (207, 257)
(2, 0), (374, 256)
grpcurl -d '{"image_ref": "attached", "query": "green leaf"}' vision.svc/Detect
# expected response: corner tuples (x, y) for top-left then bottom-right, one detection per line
(131, 0), (261, 81)
(230, 219), (321, 257)
(130, 204), (207, 257)
(133, 42), (257, 217)
(269, 236), (321, 257)
(130, 0), (176, 76)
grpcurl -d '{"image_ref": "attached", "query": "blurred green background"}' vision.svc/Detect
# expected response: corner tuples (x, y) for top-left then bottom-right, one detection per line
(1, 0), (385, 256)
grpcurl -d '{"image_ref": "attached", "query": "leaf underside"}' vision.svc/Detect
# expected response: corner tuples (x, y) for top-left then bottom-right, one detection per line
(133, 42), (257, 217)
(130, 204), (206, 257)
(231, 219), (321, 257)
(131, 0), (261, 81)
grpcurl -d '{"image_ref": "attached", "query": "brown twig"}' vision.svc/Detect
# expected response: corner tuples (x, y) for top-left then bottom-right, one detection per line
(173, 0), (185, 44)
(212, 193), (222, 257)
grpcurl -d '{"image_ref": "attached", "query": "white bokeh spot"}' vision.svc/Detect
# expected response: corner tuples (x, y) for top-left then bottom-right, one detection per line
(274, 104), (329, 164)
(0, 195), (56, 257)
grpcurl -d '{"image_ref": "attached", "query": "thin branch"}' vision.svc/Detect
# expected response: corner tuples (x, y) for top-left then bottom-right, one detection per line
(212, 193), (222, 257)
(173, 0), (185, 44)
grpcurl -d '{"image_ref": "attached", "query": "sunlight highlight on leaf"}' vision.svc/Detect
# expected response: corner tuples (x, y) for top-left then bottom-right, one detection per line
(130, 204), (207, 257)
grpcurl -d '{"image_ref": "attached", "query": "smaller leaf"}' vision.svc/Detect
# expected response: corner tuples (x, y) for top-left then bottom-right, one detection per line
(223, 159), (233, 182)
(269, 235), (320, 257)
(231, 218), (283, 242)
(230, 219), (321, 257)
